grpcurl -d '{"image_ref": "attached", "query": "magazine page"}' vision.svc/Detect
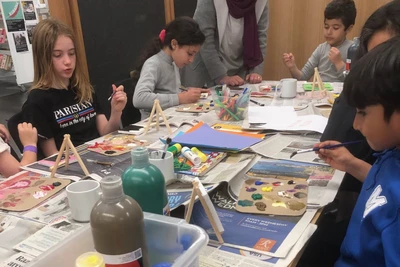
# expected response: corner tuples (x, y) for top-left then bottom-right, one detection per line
(251, 134), (324, 165)
(199, 223), (317, 267)
(190, 183), (317, 258)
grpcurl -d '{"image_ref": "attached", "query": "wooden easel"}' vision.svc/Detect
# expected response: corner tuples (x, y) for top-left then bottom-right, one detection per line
(311, 67), (327, 97)
(143, 99), (172, 135)
(185, 179), (224, 244)
(50, 134), (89, 178)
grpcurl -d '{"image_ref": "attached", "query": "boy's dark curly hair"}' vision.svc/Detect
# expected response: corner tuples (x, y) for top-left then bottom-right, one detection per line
(325, 0), (357, 30)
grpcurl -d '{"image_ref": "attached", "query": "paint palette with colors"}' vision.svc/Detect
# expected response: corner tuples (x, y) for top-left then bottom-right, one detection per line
(236, 177), (308, 216)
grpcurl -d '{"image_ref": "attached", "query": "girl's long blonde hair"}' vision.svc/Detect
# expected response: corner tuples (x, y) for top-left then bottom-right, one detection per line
(31, 18), (93, 103)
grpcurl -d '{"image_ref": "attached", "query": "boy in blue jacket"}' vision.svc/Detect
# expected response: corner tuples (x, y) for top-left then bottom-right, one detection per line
(316, 36), (400, 266)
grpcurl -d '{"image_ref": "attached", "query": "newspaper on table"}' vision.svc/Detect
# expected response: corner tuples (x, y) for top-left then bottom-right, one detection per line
(22, 192), (71, 224)
(13, 218), (83, 257)
(167, 182), (219, 211)
(246, 158), (344, 208)
(251, 133), (326, 165)
(199, 223), (317, 267)
(0, 214), (45, 263)
(190, 183), (317, 258)
(0, 252), (34, 267)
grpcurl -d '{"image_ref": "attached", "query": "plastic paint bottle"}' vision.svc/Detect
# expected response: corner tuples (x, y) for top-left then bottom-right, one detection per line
(75, 252), (105, 267)
(122, 147), (170, 215)
(181, 146), (201, 166)
(191, 147), (207, 162)
(90, 176), (149, 267)
(167, 143), (182, 155)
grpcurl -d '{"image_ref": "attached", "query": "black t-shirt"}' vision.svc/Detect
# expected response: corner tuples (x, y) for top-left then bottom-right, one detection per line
(22, 87), (104, 149)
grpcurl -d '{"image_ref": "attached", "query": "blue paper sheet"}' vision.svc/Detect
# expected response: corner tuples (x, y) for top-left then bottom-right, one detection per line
(172, 124), (262, 151)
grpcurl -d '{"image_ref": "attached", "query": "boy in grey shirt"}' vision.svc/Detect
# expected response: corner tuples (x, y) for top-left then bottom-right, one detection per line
(283, 0), (357, 82)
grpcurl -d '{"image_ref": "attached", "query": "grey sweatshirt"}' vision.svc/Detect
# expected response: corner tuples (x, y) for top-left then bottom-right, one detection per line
(133, 50), (180, 119)
(300, 40), (353, 82)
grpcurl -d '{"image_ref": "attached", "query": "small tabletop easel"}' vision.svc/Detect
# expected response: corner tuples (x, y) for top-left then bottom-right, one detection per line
(185, 178), (224, 244)
(311, 67), (327, 97)
(143, 99), (172, 135)
(50, 134), (89, 178)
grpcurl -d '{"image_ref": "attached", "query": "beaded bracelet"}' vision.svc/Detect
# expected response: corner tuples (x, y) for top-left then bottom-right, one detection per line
(23, 145), (37, 154)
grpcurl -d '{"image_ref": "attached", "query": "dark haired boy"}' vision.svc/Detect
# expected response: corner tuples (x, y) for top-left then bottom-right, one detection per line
(317, 36), (400, 266)
(283, 0), (357, 82)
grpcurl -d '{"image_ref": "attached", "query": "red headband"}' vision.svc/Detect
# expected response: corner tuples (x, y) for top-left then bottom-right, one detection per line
(159, 29), (166, 43)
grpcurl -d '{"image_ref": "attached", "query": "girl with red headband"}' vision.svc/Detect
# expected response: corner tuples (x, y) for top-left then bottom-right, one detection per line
(132, 17), (209, 120)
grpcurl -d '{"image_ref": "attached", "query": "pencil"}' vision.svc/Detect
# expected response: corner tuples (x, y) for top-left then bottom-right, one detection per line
(290, 140), (364, 158)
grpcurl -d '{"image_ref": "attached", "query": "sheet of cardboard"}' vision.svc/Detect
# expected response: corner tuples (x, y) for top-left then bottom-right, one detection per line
(176, 103), (214, 113)
(236, 177), (308, 216)
(0, 173), (71, 212)
(87, 133), (149, 156)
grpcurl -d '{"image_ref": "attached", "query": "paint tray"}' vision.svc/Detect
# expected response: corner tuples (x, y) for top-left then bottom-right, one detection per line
(302, 83), (333, 91)
(0, 172), (71, 212)
(236, 177), (308, 216)
(87, 133), (149, 156)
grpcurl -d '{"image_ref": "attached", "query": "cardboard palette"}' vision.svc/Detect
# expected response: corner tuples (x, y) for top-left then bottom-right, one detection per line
(236, 177), (308, 216)
(87, 133), (149, 156)
(176, 103), (214, 113)
(0, 172), (71, 212)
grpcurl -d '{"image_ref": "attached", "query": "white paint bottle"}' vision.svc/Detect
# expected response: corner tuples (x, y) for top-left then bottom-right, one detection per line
(181, 146), (202, 166)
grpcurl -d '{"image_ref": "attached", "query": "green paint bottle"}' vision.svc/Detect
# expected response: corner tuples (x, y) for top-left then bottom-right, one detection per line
(122, 147), (170, 215)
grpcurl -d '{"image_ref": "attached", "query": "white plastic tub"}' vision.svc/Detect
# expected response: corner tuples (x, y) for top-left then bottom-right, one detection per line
(26, 213), (208, 267)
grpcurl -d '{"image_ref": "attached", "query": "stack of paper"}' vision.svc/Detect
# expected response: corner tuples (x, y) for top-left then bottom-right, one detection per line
(244, 106), (328, 133)
(172, 122), (263, 151)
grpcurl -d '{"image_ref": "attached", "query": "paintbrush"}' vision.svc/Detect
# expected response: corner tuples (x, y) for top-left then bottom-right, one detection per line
(289, 140), (364, 159)
(161, 137), (172, 159)
(86, 158), (114, 167)
(179, 85), (188, 91)
(107, 90), (116, 101)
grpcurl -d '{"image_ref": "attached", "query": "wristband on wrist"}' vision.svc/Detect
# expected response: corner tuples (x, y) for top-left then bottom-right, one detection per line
(23, 145), (37, 154)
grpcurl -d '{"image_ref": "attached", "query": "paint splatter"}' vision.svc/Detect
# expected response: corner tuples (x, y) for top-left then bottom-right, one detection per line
(238, 200), (253, 207)
(255, 181), (264, 186)
(33, 191), (47, 199)
(272, 182), (283, 186)
(261, 186), (273, 192)
(272, 201), (287, 208)
(278, 191), (291, 198)
(255, 202), (267, 211)
(288, 180), (295, 185)
(52, 182), (61, 187)
(245, 187), (257, 192)
(294, 192), (307, 199)
(39, 185), (54, 191)
(263, 195), (280, 202)
(294, 184), (307, 190)
(286, 200), (306, 211)
(251, 193), (263, 200)
(105, 150), (116, 155)
(286, 189), (296, 193)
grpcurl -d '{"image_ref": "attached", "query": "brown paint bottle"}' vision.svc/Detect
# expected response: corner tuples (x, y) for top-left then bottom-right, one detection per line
(90, 176), (149, 267)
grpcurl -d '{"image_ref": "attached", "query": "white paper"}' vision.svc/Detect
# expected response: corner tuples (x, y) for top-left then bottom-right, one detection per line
(244, 114), (328, 134)
(248, 106), (297, 124)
